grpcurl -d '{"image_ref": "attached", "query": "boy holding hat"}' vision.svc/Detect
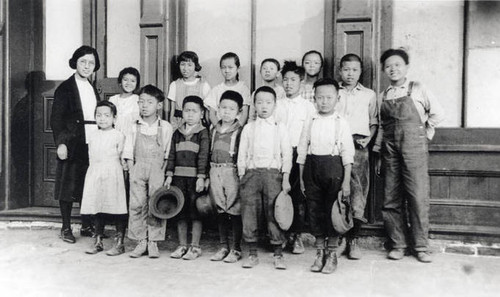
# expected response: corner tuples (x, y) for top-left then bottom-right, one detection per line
(297, 78), (354, 274)
(238, 86), (292, 270)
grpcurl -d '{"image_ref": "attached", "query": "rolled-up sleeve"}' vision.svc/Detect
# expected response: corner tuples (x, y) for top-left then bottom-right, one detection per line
(296, 117), (311, 165)
(122, 127), (136, 161)
(339, 118), (354, 166)
(237, 125), (250, 176)
(419, 84), (445, 140)
(368, 91), (378, 127)
(373, 94), (384, 153)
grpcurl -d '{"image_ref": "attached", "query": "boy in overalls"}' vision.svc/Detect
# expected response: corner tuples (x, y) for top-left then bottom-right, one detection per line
(374, 49), (444, 263)
(123, 85), (173, 258)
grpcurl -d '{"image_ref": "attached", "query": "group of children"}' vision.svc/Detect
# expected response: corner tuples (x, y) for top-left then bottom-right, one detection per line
(73, 47), (443, 274)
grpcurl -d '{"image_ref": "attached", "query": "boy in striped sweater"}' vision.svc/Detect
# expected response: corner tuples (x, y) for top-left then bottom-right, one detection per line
(165, 96), (210, 260)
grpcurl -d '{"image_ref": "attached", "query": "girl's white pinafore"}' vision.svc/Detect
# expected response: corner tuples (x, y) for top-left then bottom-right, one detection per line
(80, 129), (127, 215)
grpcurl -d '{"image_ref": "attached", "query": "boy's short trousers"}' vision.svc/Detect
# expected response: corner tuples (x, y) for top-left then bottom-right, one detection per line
(172, 176), (201, 221)
(209, 165), (240, 215)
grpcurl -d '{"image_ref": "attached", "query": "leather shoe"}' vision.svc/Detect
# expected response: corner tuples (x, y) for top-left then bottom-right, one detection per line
(292, 236), (305, 254)
(310, 249), (325, 272)
(321, 250), (337, 274)
(60, 228), (76, 244)
(388, 248), (405, 260)
(273, 255), (287, 270)
(80, 226), (96, 238)
(416, 251), (432, 263)
(242, 254), (259, 268)
(347, 238), (361, 260)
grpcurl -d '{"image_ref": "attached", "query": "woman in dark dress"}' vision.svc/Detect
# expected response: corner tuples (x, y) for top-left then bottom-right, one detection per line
(51, 46), (101, 243)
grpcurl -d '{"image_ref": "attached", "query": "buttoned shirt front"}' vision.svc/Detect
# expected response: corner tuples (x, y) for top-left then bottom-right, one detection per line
(237, 116), (292, 176)
(297, 112), (354, 166)
(275, 94), (317, 147)
(337, 83), (378, 137)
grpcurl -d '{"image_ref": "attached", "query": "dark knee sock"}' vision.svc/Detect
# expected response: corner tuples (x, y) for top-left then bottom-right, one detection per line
(248, 242), (258, 256)
(93, 214), (105, 236)
(217, 214), (230, 248)
(59, 201), (73, 229)
(230, 215), (242, 251)
(273, 244), (283, 256)
(115, 214), (127, 239)
(81, 214), (93, 229)
(348, 218), (363, 239)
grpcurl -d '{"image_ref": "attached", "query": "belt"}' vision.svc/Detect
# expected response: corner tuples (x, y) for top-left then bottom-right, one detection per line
(83, 120), (97, 124)
(210, 162), (236, 168)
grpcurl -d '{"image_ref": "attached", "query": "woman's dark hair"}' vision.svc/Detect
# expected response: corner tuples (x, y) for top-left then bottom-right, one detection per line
(220, 90), (244, 109)
(118, 67), (141, 91)
(301, 50), (324, 69)
(178, 51), (202, 72)
(340, 53), (363, 70)
(313, 77), (340, 92)
(220, 52), (241, 81)
(95, 100), (117, 117)
(260, 58), (281, 71)
(281, 60), (305, 80)
(139, 85), (165, 102)
(380, 48), (410, 65)
(69, 45), (100, 72)
(253, 86), (277, 103)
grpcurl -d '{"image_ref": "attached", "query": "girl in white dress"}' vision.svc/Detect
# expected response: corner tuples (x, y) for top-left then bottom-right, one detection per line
(109, 67), (141, 138)
(81, 101), (128, 255)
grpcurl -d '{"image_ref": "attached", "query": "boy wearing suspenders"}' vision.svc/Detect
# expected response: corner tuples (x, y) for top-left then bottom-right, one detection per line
(238, 86), (293, 270)
(298, 78), (354, 274)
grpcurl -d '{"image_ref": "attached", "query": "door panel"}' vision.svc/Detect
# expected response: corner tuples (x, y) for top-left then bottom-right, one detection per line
(335, 22), (373, 88)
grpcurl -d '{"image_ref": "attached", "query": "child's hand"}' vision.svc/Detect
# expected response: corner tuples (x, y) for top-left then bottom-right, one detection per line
(282, 179), (291, 194)
(56, 144), (68, 160)
(164, 176), (172, 188)
(196, 178), (205, 193)
(375, 154), (382, 176)
(121, 159), (128, 171)
(356, 137), (370, 149)
(300, 178), (306, 197)
(204, 178), (210, 191)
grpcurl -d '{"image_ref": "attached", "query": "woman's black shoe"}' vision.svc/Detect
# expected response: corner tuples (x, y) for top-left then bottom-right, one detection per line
(60, 228), (76, 243)
(80, 226), (96, 237)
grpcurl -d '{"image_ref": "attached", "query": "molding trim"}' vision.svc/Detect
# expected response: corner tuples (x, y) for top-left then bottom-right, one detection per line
(429, 169), (500, 178)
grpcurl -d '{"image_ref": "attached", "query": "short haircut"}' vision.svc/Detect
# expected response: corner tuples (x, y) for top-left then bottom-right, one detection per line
(182, 95), (205, 110)
(380, 48), (409, 65)
(139, 85), (165, 102)
(313, 78), (340, 92)
(117, 67), (141, 91)
(96, 100), (117, 117)
(178, 51), (202, 72)
(340, 53), (363, 70)
(281, 60), (305, 80)
(260, 58), (281, 71)
(220, 90), (243, 109)
(69, 45), (100, 72)
(301, 50), (324, 68)
(253, 86), (277, 103)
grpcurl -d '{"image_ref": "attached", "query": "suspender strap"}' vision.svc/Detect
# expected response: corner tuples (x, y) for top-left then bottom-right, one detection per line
(228, 130), (238, 157)
(407, 81), (414, 97)
(333, 116), (341, 155)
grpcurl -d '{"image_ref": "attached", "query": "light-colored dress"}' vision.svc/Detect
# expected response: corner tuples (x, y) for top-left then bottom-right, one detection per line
(109, 94), (140, 137)
(80, 129), (127, 215)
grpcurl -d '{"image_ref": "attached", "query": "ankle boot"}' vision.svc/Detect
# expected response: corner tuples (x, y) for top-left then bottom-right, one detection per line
(85, 235), (104, 254)
(321, 250), (338, 274)
(310, 249), (325, 272)
(106, 233), (125, 256)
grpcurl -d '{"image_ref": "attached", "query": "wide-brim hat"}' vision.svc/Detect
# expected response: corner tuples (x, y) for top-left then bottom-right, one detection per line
(331, 191), (354, 234)
(274, 191), (294, 231)
(196, 192), (217, 217)
(149, 186), (185, 220)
